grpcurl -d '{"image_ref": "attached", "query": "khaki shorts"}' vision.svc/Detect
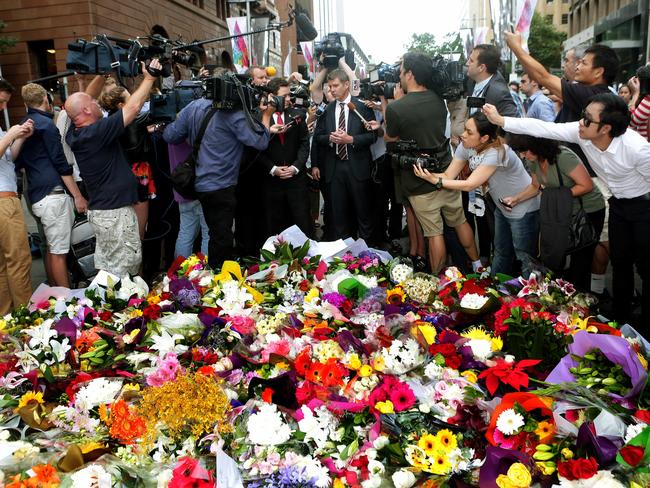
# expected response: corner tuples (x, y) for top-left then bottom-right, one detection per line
(88, 206), (141, 277)
(408, 189), (466, 237)
(31, 193), (75, 254)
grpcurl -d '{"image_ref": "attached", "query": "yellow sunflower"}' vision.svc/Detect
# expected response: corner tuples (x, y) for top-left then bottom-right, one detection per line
(17, 391), (44, 410)
(418, 433), (440, 456)
(435, 429), (458, 452)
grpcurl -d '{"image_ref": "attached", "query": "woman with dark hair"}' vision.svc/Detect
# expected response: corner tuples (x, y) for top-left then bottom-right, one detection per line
(507, 134), (605, 289)
(413, 112), (540, 277)
(628, 65), (650, 139)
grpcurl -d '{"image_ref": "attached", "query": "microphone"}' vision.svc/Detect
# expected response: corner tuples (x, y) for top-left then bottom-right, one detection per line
(295, 13), (318, 41)
(347, 102), (371, 129)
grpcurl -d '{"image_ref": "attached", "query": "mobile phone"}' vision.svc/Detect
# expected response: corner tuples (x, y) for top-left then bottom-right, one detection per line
(499, 198), (513, 208)
(467, 96), (486, 109)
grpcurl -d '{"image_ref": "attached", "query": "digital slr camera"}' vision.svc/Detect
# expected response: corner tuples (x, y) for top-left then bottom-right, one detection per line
(390, 140), (449, 172)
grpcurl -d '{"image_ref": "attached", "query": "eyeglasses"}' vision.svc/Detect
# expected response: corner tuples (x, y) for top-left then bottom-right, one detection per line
(580, 110), (603, 128)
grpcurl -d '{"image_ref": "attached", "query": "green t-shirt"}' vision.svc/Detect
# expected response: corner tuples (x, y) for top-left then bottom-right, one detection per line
(527, 146), (605, 214)
(385, 90), (450, 199)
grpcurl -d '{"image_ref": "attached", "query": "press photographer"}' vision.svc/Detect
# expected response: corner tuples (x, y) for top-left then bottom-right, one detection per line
(383, 52), (481, 274)
(163, 70), (275, 269)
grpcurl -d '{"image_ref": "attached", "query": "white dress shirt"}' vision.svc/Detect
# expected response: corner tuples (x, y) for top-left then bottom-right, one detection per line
(0, 129), (17, 193)
(269, 112), (298, 176)
(334, 93), (352, 132)
(503, 117), (650, 199)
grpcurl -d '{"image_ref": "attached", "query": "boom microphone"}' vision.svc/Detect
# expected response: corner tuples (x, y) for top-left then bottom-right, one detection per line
(295, 13), (318, 41)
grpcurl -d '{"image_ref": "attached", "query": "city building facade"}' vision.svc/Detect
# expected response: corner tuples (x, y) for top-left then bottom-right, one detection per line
(567, 0), (649, 79)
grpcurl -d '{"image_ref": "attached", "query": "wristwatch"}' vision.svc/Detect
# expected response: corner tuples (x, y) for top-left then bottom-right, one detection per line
(433, 176), (444, 190)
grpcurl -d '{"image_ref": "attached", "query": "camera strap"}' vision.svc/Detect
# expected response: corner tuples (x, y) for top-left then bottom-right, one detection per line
(192, 106), (219, 167)
(97, 35), (125, 87)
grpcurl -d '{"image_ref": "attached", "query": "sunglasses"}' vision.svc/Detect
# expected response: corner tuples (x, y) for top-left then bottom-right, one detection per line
(580, 109), (604, 128)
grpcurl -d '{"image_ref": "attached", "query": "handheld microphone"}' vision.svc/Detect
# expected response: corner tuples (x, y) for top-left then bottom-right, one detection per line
(347, 102), (371, 128)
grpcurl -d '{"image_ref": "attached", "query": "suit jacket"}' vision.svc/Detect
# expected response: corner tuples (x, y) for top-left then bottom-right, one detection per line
(468, 71), (520, 118)
(258, 107), (310, 188)
(313, 96), (377, 183)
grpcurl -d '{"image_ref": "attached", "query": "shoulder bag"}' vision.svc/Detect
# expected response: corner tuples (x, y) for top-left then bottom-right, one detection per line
(556, 164), (597, 254)
(171, 106), (218, 200)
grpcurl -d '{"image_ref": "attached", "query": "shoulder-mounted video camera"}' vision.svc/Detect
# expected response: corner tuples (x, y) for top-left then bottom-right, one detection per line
(314, 33), (356, 70)
(66, 34), (201, 79)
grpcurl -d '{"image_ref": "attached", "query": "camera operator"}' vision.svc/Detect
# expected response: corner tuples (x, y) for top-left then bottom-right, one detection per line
(311, 55), (360, 105)
(163, 72), (274, 269)
(233, 66), (272, 258)
(384, 52), (481, 274)
(65, 59), (162, 278)
(258, 77), (312, 237)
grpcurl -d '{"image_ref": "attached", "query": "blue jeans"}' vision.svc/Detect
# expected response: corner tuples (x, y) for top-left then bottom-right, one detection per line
(492, 208), (539, 277)
(175, 201), (209, 258)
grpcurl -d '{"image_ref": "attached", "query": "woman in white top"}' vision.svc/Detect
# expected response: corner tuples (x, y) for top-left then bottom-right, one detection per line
(413, 112), (541, 277)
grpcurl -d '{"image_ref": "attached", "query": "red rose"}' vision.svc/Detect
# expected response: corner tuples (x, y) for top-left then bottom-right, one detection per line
(558, 457), (598, 480)
(634, 409), (650, 423)
(445, 354), (461, 370)
(143, 304), (161, 321)
(620, 445), (645, 467)
(98, 311), (113, 322)
(442, 297), (455, 307)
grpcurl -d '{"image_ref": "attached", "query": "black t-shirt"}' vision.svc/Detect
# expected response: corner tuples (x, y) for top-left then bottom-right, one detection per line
(66, 110), (139, 210)
(555, 79), (610, 123)
(555, 79), (610, 176)
(385, 90), (450, 197)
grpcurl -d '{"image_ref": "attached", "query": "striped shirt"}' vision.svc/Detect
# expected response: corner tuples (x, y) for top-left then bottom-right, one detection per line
(630, 96), (650, 139)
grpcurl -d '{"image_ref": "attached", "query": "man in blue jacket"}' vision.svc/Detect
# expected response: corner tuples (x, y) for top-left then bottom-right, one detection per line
(16, 83), (87, 288)
(164, 74), (274, 269)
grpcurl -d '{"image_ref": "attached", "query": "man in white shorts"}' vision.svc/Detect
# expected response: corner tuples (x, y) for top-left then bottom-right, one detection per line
(15, 83), (87, 288)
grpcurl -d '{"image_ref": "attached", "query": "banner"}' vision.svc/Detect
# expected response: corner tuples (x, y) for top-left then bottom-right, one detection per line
(474, 27), (489, 46)
(300, 41), (314, 78)
(283, 41), (294, 77)
(226, 16), (251, 73)
(515, 0), (538, 52)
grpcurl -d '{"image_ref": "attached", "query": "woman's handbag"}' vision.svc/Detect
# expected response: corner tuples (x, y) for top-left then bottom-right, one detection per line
(556, 164), (597, 254)
(171, 107), (218, 199)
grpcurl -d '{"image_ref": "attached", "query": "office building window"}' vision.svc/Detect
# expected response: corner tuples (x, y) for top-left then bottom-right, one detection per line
(28, 40), (58, 92)
(562, 13), (568, 23)
(216, 0), (228, 19)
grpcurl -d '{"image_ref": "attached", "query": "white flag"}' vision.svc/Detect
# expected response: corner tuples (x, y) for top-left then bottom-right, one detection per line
(283, 42), (294, 77)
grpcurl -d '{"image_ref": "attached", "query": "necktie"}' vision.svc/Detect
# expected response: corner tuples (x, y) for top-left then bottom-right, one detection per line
(276, 112), (285, 145)
(336, 102), (348, 160)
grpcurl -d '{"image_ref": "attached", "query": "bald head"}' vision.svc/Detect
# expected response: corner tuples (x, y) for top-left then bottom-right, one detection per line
(65, 92), (102, 127)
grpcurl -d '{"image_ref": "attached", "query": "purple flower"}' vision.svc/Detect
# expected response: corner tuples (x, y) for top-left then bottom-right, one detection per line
(176, 288), (201, 308)
(169, 277), (194, 295)
(322, 292), (347, 307)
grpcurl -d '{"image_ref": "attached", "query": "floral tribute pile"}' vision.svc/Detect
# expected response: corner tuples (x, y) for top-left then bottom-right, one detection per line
(1, 241), (650, 488)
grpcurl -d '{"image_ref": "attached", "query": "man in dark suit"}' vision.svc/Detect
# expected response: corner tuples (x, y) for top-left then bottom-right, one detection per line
(312, 69), (376, 241)
(258, 77), (312, 238)
(466, 44), (519, 117)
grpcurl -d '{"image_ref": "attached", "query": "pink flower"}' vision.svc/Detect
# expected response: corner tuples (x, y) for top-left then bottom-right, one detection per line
(492, 428), (522, 449)
(261, 340), (291, 362)
(229, 315), (256, 335)
(389, 382), (416, 412)
(146, 353), (182, 386)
